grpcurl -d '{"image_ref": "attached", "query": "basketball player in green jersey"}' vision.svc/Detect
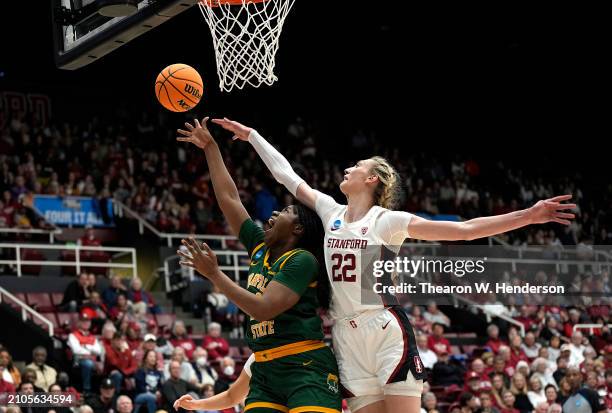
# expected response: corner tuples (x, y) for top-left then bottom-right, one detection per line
(176, 118), (342, 413)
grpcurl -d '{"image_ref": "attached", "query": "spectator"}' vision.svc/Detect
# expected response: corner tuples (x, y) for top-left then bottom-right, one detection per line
(104, 332), (138, 393)
(125, 323), (143, 352)
(60, 273), (91, 312)
(214, 357), (237, 394)
(408, 305), (432, 333)
(18, 381), (45, 413)
(67, 313), (103, 393)
(21, 369), (44, 392)
(134, 334), (164, 371)
(553, 355), (569, 385)
(109, 293), (132, 321)
(568, 331), (587, 368)
(135, 349), (163, 413)
(540, 316), (562, 342)
(163, 347), (196, 383)
(205, 286), (238, 328)
(82, 291), (108, 321)
(416, 334), (437, 370)
(510, 372), (534, 413)
(547, 404), (562, 413)
(116, 396), (133, 413)
(25, 346), (57, 391)
(0, 375), (15, 393)
(191, 347), (218, 389)
(127, 277), (160, 315)
(501, 390), (520, 413)
(544, 384), (558, 405)
(161, 360), (200, 413)
(421, 392), (438, 413)
(428, 323), (451, 355)
(533, 402), (549, 413)
(202, 323), (229, 362)
(562, 366), (606, 413)
(47, 383), (73, 413)
(423, 302), (450, 327)
(170, 321), (197, 361)
(531, 357), (556, 389)
(432, 349), (463, 386)
(557, 377), (572, 404)
(480, 391), (501, 413)
(486, 324), (506, 354)
(547, 336), (561, 363)
(491, 373), (509, 408)
(521, 332), (541, 360)
(508, 336), (529, 368)
(0, 349), (21, 386)
(459, 392), (480, 412)
(85, 378), (116, 413)
(102, 276), (127, 309)
(527, 375), (547, 408)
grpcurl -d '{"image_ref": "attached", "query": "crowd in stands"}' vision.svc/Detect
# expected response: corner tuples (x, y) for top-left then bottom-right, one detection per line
(1, 110), (610, 249)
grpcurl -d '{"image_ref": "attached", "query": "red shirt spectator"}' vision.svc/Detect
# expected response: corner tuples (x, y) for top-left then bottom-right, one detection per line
(104, 333), (138, 377)
(428, 323), (451, 355)
(485, 324), (506, 354)
(203, 322), (229, 361)
(0, 378), (15, 393)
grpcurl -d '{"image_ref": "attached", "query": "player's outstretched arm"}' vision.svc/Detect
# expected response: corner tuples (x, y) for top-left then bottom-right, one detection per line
(407, 195), (576, 241)
(173, 368), (250, 411)
(177, 118), (249, 237)
(179, 238), (301, 321)
(211, 117), (318, 210)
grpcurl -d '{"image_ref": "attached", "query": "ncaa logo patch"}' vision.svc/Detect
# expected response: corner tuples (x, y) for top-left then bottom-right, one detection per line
(413, 356), (424, 374)
(361, 226), (368, 235)
(253, 249), (264, 260)
(331, 219), (342, 231)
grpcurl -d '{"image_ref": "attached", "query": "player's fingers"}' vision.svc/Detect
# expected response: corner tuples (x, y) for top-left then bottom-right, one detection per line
(232, 135), (238, 141)
(194, 118), (201, 129)
(176, 137), (193, 142)
(184, 122), (194, 131)
(552, 218), (571, 226)
(177, 129), (191, 136)
(179, 261), (195, 268)
(556, 212), (575, 219)
(202, 117), (210, 130)
(548, 194), (572, 202)
(201, 243), (213, 255)
(181, 238), (197, 255)
(176, 250), (192, 260)
(189, 237), (203, 253)
(557, 203), (577, 210)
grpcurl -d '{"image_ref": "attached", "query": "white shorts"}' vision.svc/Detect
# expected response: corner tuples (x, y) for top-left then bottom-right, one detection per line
(332, 307), (425, 410)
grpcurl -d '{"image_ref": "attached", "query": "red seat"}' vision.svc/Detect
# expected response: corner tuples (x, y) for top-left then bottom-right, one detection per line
(155, 314), (176, 330)
(41, 312), (60, 330)
(4, 293), (27, 310)
(26, 293), (55, 312)
(32, 312), (57, 334)
(21, 249), (45, 275)
(51, 293), (64, 307)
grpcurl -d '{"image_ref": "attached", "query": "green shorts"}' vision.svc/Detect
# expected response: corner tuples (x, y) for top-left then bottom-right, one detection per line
(245, 346), (342, 413)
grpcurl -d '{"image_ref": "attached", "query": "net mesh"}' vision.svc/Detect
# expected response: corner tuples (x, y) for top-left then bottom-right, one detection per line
(198, 0), (295, 92)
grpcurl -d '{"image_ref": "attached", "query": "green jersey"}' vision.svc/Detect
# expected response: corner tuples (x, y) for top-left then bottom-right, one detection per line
(238, 219), (324, 352)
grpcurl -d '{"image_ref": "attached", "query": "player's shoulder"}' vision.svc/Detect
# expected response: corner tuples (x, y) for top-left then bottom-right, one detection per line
(279, 248), (318, 268)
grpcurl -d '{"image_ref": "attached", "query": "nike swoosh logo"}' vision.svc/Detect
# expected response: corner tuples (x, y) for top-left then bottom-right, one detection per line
(382, 321), (391, 330)
(302, 360), (313, 366)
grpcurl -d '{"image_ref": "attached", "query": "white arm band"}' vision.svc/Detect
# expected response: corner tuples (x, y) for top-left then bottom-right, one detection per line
(248, 129), (305, 196)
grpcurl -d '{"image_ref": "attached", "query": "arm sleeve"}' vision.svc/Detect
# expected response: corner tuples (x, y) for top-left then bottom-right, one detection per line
(375, 211), (415, 245)
(314, 190), (342, 226)
(242, 354), (255, 378)
(272, 251), (318, 297)
(238, 219), (265, 256)
(248, 130), (305, 196)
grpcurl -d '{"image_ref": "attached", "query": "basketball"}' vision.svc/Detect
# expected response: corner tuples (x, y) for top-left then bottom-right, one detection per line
(155, 63), (203, 112)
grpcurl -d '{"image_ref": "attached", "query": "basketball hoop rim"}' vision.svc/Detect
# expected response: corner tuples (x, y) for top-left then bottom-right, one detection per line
(200, 0), (267, 7)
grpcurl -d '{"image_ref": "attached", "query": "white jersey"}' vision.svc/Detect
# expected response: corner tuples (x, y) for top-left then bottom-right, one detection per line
(315, 191), (415, 320)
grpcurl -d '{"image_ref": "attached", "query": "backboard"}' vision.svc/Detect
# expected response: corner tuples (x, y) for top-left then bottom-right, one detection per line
(52, 0), (198, 70)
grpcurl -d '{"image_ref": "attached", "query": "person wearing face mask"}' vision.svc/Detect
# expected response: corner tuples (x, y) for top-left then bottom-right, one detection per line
(213, 357), (237, 395)
(191, 347), (218, 389)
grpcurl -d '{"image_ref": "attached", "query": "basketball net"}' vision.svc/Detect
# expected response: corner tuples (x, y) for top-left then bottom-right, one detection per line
(198, 0), (295, 92)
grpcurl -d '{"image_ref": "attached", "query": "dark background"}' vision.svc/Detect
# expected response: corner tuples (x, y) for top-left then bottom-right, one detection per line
(0, 3), (609, 161)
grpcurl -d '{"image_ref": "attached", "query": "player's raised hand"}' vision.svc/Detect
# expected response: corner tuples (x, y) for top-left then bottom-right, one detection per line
(173, 394), (197, 411)
(211, 117), (252, 141)
(177, 117), (214, 149)
(528, 195), (577, 226)
(178, 238), (220, 280)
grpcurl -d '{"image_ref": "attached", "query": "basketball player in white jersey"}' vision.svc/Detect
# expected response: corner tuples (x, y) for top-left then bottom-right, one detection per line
(211, 117), (576, 413)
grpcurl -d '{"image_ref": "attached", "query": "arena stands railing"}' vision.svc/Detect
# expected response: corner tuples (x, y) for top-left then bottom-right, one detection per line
(0, 286), (54, 336)
(0, 227), (63, 243)
(0, 243), (138, 277)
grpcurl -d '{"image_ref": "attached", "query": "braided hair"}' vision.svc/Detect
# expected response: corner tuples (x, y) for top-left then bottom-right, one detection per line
(294, 204), (330, 309)
(369, 156), (402, 210)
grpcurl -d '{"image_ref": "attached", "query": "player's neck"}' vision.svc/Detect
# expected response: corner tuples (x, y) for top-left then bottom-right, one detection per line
(345, 192), (374, 223)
